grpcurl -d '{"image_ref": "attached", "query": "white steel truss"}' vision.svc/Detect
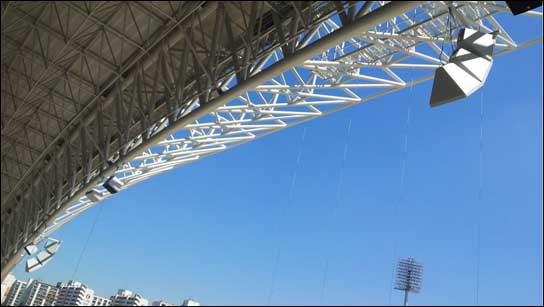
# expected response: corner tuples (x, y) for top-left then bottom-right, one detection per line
(1, 1), (542, 277)
(38, 0), (544, 241)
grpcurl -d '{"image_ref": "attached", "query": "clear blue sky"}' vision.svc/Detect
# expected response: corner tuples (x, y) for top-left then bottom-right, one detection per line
(12, 10), (542, 306)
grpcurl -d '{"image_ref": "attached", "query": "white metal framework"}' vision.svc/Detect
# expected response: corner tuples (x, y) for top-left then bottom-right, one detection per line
(1, 1), (542, 278)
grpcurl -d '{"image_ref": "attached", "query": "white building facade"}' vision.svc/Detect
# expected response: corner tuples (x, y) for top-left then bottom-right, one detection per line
(0, 274), (16, 305)
(91, 294), (112, 306)
(55, 280), (95, 306)
(182, 298), (200, 306)
(3, 279), (28, 306)
(20, 279), (59, 306)
(110, 289), (149, 306)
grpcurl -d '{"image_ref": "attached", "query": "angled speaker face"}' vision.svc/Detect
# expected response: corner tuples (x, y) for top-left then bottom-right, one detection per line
(452, 48), (493, 83)
(36, 251), (53, 265)
(86, 189), (104, 202)
(38, 258), (52, 267)
(44, 239), (61, 254)
(430, 65), (470, 107)
(103, 176), (124, 194)
(25, 244), (39, 256)
(430, 29), (496, 107)
(457, 28), (496, 57)
(26, 257), (42, 273)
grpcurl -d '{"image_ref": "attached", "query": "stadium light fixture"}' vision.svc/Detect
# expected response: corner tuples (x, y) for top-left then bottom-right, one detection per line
(395, 257), (424, 306)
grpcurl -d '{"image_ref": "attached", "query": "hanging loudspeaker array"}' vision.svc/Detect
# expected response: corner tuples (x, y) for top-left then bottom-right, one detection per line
(430, 28), (497, 107)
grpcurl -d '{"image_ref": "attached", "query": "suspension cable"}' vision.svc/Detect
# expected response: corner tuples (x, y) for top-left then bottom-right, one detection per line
(387, 77), (414, 306)
(267, 127), (307, 306)
(439, 6), (452, 64)
(475, 90), (485, 306)
(71, 202), (104, 280)
(318, 119), (352, 306)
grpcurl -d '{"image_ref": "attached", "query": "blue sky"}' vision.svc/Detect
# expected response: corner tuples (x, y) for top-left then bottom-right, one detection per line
(12, 10), (542, 307)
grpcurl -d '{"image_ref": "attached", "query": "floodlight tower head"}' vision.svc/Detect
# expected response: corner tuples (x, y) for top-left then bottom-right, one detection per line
(394, 257), (423, 306)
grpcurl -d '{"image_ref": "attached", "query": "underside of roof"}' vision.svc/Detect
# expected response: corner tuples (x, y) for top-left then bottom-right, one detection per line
(1, 0), (346, 271)
(1, 1), (331, 203)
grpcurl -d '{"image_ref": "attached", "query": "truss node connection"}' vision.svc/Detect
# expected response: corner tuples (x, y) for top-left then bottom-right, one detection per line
(1, 1), (542, 280)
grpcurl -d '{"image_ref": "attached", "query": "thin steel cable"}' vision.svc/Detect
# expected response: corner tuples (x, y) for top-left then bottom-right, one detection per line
(319, 260), (330, 306)
(387, 78), (414, 306)
(475, 91), (484, 306)
(318, 119), (352, 306)
(449, 6), (458, 53)
(439, 7), (451, 64)
(71, 202), (104, 280)
(267, 127), (307, 306)
(438, 5), (459, 64)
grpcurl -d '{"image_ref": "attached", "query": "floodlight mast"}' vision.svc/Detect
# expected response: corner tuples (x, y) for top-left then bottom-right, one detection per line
(394, 258), (423, 306)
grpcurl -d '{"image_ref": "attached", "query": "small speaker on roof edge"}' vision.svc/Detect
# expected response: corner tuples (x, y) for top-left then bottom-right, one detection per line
(505, 1), (542, 15)
(103, 176), (124, 194)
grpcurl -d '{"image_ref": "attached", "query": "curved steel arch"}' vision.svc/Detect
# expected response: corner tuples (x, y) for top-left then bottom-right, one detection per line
(1, 1), (542, 280)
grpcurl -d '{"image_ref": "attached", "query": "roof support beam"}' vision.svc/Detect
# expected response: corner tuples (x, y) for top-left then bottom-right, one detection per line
(0, 1), (423, 282)
(1, 2), (215, 209)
